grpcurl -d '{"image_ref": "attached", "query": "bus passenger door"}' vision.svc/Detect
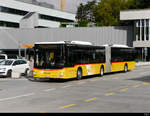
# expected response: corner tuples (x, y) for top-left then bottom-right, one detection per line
(65, 47), (76, 78)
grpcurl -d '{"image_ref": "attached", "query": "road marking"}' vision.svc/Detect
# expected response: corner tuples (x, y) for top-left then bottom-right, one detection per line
(85, 97), (97, 102)
(62, 85), (72, 88)
(59, 104), (76, 109)
(0, 93), (35, 102)
(120, 88), (128, 92)
(90, 79), (98, 82)
(132, 84), (140, 88)
(77, 82), (86, 84)
(43, 88), (56, 92)
(105, 92), (115, 96)
(142, 82), (150, 85)
(113, 77), (119, 79)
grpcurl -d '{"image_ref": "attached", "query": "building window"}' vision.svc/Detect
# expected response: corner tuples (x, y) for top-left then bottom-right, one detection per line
(142, 19), (144, 27)
(142, 26), (144, 41)
(0, 21), (19, 28)
(146, 19), (149, 41)
(39, 14), (74, 22)
(137, 20), (140, 27)
(0, 6), (28, 16)
(137, 27), (140, 41)
(136, 20), (141, 41)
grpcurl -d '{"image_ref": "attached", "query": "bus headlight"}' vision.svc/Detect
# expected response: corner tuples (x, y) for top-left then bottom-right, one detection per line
(33, 72), (36, 74)
(59, 72), (64, 76)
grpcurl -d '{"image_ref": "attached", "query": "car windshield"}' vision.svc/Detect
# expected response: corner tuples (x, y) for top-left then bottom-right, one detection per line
(0, 60), (13, 66)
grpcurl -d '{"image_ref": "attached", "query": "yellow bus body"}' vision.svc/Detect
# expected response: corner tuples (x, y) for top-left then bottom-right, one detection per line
(33, 61), (135, 79)
(33, 63), (106, 79)
(111, 61), (135, 72)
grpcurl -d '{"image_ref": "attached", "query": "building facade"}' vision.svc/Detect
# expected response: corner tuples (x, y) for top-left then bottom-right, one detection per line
(0, 0), (75, 28)
(120, 9), (150, 61)
(0, 27), (133, 59)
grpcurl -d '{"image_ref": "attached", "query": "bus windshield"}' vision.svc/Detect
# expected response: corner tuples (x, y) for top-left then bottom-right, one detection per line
(34, 44), (65, 69)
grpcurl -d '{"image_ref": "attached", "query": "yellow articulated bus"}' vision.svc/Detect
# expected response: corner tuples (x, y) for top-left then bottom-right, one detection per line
(32, 41), (136, 80)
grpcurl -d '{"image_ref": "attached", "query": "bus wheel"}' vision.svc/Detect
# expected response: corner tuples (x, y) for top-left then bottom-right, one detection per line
(100, 66), (104, 77)
(77, 68), (82, 80)
(124, 64), (128, 72)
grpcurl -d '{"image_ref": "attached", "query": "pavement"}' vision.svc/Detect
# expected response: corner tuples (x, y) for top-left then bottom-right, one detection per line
(136, 61), (150, 66)
(0, 65), (150, 112)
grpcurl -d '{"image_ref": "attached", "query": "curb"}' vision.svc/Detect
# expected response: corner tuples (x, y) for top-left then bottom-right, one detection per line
(0, 78), (27, 81)
(136, 62), (150, 66)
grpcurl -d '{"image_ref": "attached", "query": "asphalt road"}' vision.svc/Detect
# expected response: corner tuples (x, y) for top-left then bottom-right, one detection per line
(0, 65), (150, 113)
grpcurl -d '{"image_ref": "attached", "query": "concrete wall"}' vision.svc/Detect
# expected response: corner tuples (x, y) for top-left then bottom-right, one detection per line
(120, 9), (150, 20)
(20, 12), (39, 28)
(0, 26), (134, 49)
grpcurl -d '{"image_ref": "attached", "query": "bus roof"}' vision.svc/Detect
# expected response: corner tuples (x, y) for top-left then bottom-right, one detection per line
(35, 41), (65, 45)
(35, 41), (93, 45)
(102, 44), (129, 48)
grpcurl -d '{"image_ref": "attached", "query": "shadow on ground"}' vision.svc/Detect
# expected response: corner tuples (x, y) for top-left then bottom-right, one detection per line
(25, 71), (128, 83)
(128, 75), (150, 82)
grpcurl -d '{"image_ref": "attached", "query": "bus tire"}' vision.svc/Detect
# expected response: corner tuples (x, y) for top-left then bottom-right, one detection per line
(124, 64), (128, 72)
(100, 66), (104, 77)
(77, 68), (82, 80)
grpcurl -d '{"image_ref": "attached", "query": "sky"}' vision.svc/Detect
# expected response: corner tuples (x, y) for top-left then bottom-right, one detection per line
(37, 0), (93, 13)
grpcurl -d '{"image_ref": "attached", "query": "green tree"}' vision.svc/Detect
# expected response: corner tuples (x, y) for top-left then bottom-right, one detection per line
(76, 0), (96, 27)
(93, 0), (129, 26)
(128, 0), (150, 9)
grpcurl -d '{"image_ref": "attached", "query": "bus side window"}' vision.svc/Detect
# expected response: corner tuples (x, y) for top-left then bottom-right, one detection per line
(67, 47), (75, 66)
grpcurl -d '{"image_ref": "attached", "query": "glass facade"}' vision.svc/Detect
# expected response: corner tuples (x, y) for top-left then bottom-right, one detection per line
(135, 19), (150, 41)
(135, 19), (150, 61)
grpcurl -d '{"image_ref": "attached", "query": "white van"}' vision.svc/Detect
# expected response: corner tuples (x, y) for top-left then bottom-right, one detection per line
(0, 54), (18, 62)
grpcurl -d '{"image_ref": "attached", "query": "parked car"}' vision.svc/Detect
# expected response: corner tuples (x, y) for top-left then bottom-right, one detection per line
(0, 59), (30, 77)
(0, 54), (18, 62)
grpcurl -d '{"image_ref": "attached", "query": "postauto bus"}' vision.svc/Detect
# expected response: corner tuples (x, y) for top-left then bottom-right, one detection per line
(32, 41), (136, 80)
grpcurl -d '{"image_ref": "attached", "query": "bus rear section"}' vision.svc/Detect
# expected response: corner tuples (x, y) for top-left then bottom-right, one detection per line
(105, 45), (136, 73)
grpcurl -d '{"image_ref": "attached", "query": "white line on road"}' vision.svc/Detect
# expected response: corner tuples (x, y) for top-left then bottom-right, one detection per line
(90, 79), (98, 82)
(0, 93), (35, 102)
(77, 81), (86, 84)
(43, 88), (56, 92)
(62, 85), (73, 88)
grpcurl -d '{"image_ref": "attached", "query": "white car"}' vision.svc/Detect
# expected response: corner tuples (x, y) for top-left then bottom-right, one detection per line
(0, 59), (30, 77)
(0, 54), (18, 62)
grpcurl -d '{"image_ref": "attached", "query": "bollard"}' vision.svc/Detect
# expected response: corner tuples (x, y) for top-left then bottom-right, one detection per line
(11, 71), (21, 79)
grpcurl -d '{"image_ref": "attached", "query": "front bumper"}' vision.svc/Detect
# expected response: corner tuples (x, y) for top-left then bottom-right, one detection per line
(0, 72), (7, 76)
